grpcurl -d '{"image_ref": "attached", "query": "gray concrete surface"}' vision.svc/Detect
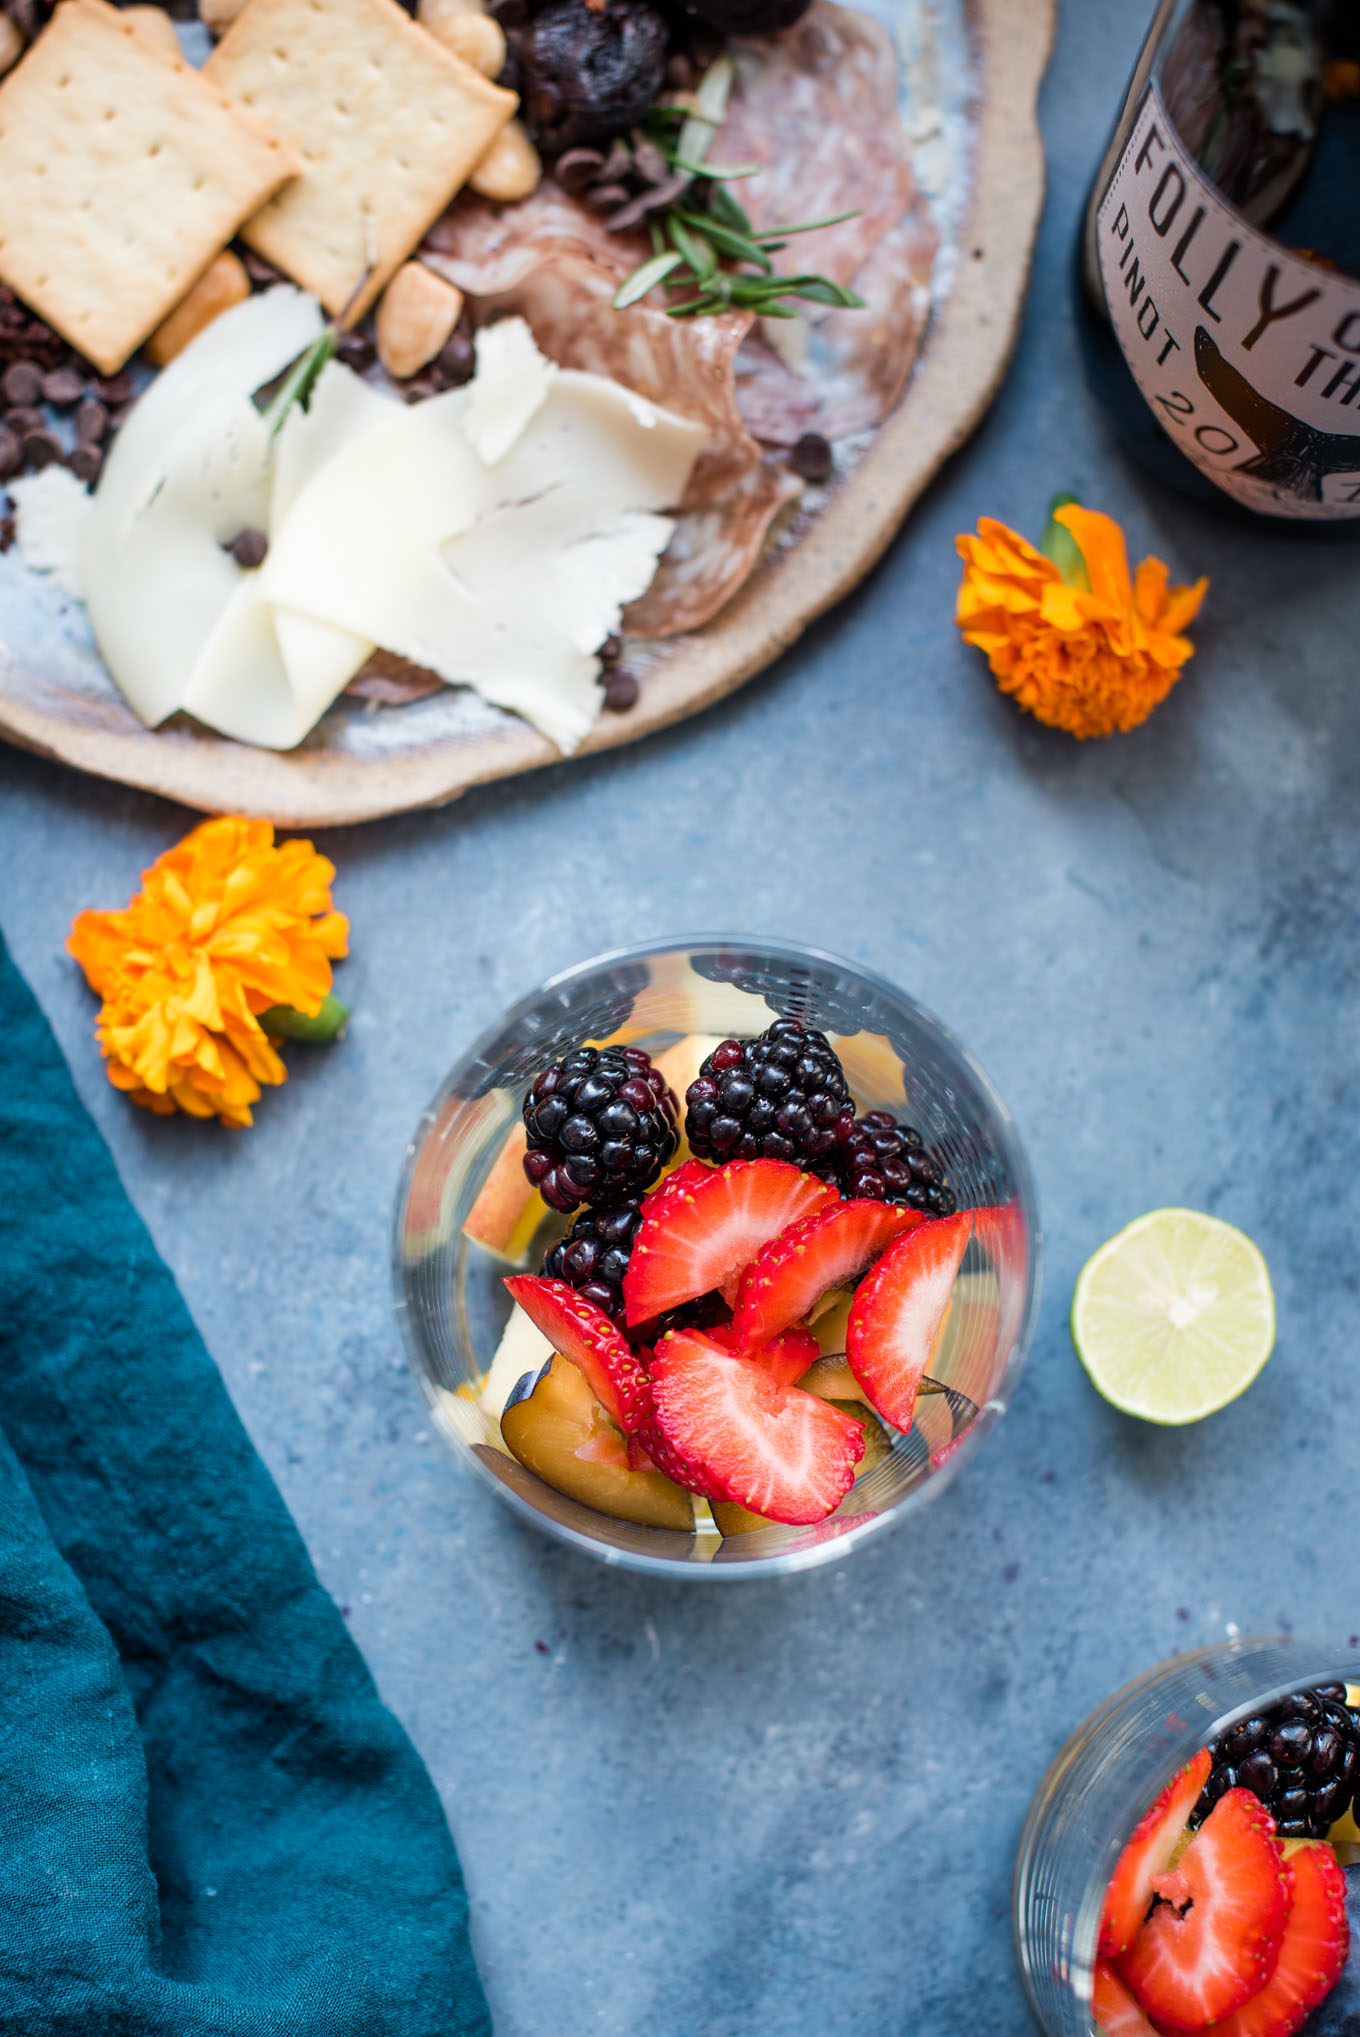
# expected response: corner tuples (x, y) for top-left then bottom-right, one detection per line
(4, 2), (1360, 2030)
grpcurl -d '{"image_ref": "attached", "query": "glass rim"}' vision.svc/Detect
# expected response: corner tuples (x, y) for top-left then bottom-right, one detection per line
(391, 933), (1045, 1581)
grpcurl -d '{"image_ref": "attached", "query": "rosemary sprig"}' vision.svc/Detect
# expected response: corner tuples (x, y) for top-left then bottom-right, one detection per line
(611, 60), (865, 323)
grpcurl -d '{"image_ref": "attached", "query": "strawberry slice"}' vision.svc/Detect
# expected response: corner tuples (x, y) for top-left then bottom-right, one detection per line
(1119, 1789), (1290, 2031)
(1092, 1961), (1161, 2037)
(503, 1275), (652, 1436)
(1099, 1748), (1213, 1959)
(1211, 1840), (1349, 2037)
(845, 1211), (972, 1430)
(622, 1159), (836, 1328)
(730, 1199), (926, 1347)
(709, 1320), (821, 1389)
(647, 1328), (865, 1524)
(652, 1158), (713, 1203)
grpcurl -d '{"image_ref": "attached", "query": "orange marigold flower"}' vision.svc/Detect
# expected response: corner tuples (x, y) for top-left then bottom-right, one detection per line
(955, 502), (1208, 739)
(67, 816), (348, 1129)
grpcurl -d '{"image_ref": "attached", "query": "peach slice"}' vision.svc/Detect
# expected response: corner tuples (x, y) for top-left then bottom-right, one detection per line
(500, 1354), (694, 1531)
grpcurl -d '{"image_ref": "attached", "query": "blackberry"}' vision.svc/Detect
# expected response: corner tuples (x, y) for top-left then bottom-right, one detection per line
(684, 1018), (854, 1171)
(839, 1112), (957, 1216)
(523, 1044), (678, 1214)
(543, 1200), (642, 1320)
(1196, 1685), (1360, 1839)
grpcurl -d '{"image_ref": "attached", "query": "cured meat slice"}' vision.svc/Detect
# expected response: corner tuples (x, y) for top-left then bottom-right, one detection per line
(425, 188), (800, 637)
(718, 1), (938, 441)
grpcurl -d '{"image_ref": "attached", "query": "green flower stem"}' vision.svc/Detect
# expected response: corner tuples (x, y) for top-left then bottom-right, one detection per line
(1039, 491), (1090, 591)
(259, 992), (351, 1042)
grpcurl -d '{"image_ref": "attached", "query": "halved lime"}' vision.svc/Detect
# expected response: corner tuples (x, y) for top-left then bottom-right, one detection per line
(1071, 1208), (1275, 1424)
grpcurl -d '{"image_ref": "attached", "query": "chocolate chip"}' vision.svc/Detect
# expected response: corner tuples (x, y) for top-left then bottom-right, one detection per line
(5, 405), (44, 439)
(1, 360), (42, 407)
(335, 329), (376, 370)
(665, 51), (696, 89)
(598, 632), (622, 664)
(555, 147), (604, 195)
(41, 366), (85, 408)
(93, 370), (135, 404)
(74, 396), (107, 444)
(788, 432), (833, 483)
(21, 430), (61, 470)
(66, 443), (102, 485)
(240, 248), (285, 288)
(0, 427), (19, 482)
(7, 0), (40, 42)
(601, 669), (639, 712)
(0, 513), (14, 554)
(434, 330), (475, 387)
(583, 183), (630, 213)
(402, 374), (439, 403)
(228, 527), (269, 569)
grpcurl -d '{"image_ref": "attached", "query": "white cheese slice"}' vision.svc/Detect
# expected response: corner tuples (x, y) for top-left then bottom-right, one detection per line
(9, 467), (92, 598)
(261, 327), (707, 753)
(178, 359), (398, 748)
(83, 390), (275, 727)
(464, 316), (555, 467)
(80, 288), (326, 729)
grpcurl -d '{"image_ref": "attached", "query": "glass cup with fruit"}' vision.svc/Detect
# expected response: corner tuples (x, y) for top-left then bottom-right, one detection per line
(1015, 1639), (1360, 2037)
(394, 937), (1040, 1576)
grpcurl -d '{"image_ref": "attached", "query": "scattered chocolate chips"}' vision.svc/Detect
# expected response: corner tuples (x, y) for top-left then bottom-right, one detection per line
(554, 146), (605, 195)
(600, 667), (639, 712)
(2, 360), (42, 407)
(583, 181), (631, 212)
(5, 405), (44, 439)
(0, 511), (14, 555)
(434, 329), (475, 387)
(239, 247), (286, 288)
(335, 329), (377, 372)
(74, 396), (108, 444)
(21, 429), (60, 471)
(65, 443), (102, 485)
(93, 370), (135, 406)
(598, 632), (622, 664)
(788, 431), (833, 483)
(0, 427), (19, 482)
(227, 527), (269, 570)
(41, 366), (85, 408)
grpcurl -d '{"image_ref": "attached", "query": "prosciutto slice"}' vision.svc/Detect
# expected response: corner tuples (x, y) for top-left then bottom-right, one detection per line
(423, 0), (934, 636)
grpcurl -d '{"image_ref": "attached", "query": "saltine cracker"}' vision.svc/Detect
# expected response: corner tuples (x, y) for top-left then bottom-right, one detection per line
(207, 0), (515, 319)
(0, 0), (296, 374)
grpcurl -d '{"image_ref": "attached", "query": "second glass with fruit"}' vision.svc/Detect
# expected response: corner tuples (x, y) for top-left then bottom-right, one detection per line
(1016, 1641), (1360, 2037)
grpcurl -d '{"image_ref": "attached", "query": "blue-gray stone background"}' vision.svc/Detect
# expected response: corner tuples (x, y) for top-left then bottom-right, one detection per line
(3, 1), (1359, 2029)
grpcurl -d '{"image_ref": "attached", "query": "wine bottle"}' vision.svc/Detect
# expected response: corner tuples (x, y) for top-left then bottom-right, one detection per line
(1077, 0), (1360, 524)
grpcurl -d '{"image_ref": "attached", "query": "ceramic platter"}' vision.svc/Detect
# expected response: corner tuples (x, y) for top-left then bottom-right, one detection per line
(0, 0), (1053, 827)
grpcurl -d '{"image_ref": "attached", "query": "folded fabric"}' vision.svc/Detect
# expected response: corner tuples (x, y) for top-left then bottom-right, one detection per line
(0, 932), (490, 2037)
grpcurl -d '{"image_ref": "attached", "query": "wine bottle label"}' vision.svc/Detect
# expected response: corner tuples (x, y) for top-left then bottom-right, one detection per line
(1097, 82), (1360, 520)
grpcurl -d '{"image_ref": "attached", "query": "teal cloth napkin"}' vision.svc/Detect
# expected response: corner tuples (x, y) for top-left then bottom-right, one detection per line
(0, 934), (491, 2037)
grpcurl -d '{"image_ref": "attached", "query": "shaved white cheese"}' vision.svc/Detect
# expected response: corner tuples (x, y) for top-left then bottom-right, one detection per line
(75, 308), (706, 753)
(464, 316), (556, 467)
(262, 328), (707, 752)
(9, 467), (92, 597)
(80, 288), (326, 728)
(83, 390), (274, 727)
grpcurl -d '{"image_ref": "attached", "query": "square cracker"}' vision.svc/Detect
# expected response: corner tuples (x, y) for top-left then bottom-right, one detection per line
(0, 0), (297, 375)
(207, 0), (515, 320)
